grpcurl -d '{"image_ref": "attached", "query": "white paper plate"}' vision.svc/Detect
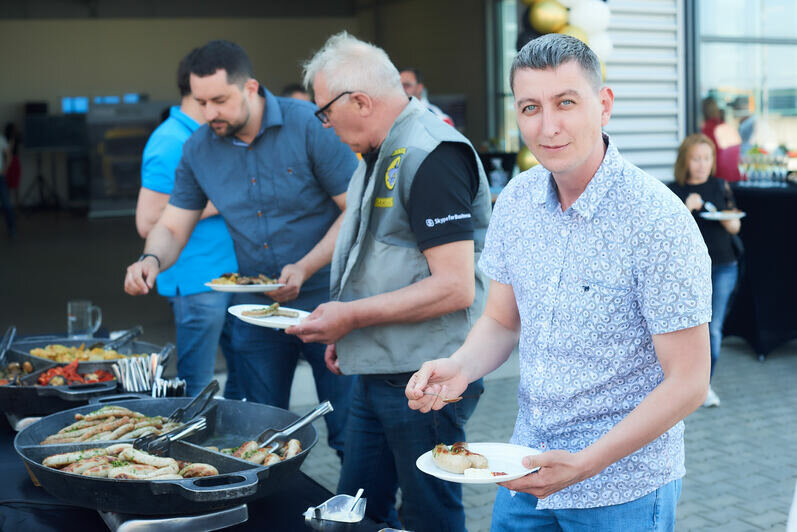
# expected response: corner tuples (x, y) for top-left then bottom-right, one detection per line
(700, 211), (746, 221)
(416, 442), (541, 485)
(205, 282), (284, 293)
(228, 304), (309, 329)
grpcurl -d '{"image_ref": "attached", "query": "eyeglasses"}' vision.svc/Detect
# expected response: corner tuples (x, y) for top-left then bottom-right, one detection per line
(314, 91), (353, 124)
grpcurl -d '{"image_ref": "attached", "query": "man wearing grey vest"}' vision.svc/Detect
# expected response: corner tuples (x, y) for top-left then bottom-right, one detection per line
(287, 33), (491, 531)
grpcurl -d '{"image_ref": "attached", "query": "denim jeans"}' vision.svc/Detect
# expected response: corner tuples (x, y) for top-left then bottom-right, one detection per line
(710, 262), (739, 379)
(225, 317), (353, 455)
(337, 375), (484, 532)
(491, 478), (682, 531)
(167, 290), (240, 398)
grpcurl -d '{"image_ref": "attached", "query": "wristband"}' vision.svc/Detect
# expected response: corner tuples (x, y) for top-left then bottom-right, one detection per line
(138, 253), (161, 269)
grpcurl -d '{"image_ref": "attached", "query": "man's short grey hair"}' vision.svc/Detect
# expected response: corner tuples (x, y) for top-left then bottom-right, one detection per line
(302, 32), (404, 100)
(510, 33), (602, 93)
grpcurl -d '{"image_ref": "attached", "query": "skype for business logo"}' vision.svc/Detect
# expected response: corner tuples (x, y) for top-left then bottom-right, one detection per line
(425, 213), (471, 228)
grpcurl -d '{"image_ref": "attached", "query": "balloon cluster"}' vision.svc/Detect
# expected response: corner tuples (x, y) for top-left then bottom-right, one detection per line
(518, 0), (612, 81)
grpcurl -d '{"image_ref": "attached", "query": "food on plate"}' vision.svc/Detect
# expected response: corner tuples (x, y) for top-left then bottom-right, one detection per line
(39, 406), (182, 444)
(241, 303), (300, 319)
(36, 360), (115, 386)
(211, 272), (277, 285)
(432, 442), (489, 474)
(42, 444), (218, 480)
(29, 343), (146, 363)
(213, 437), (303, 466)
(0, 361), (35, 385)
(463, 468), (507, 478)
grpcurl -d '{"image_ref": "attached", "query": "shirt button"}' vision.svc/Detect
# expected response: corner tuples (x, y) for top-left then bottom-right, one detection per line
(287, 168), (293, 174)
(251, 178), (256, 184)
(560, 229), (567, 237)
(257, 210), (262, 217)
(549, 275), (557, 283)
(263, 243), (269, 249)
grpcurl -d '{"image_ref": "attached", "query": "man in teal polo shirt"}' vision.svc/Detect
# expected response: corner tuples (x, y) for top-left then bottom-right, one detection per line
(135, 49), (240, 397)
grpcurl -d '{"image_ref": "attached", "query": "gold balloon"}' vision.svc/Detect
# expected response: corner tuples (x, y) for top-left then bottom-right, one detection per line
(600, 60), (606, 81)
(530, 0), (568, 34)
(516, 147), (539, 172)
(558, 25), (589, 44)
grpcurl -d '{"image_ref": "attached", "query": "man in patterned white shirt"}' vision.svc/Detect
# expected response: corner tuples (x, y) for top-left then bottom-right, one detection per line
(406, 34), (712, 531)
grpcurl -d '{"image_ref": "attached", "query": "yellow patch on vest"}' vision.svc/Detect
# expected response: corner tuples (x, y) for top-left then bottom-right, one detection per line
(374, 197), (394, 208)
(391, 148), (407, 156)
(385, 155), (401, 190)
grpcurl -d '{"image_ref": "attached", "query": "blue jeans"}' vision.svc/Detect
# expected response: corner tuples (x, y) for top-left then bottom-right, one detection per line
(491, 478), (682, 531)
(710, 262), (738, 379)
(337, 375), (484, 532)
(167, 290), (240, 398)
(226, 317), (352, 455)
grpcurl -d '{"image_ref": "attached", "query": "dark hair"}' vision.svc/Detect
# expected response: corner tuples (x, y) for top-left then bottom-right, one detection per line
(400, 67), (423, 84)
(188, 40), (254, 86)
(702, 97), (721, 121)
(4, 122), (16, 141)
(510, 33), (601, 94)
(177, 48), (199, 97)
(281, 83), (307, 97)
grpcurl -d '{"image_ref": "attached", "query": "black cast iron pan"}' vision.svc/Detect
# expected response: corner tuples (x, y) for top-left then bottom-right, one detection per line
(14, 395), (319, 514)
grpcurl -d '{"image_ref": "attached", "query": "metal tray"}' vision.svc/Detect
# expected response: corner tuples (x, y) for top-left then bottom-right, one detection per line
(0, 349), (119, 418)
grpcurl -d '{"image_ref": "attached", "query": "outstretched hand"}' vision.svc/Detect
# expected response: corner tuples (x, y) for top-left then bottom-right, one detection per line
(405, 358), (469, 413)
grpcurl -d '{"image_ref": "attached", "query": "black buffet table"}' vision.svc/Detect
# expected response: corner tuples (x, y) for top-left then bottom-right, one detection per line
(724, 182), (797, 359)
(0, 417), (384, 532)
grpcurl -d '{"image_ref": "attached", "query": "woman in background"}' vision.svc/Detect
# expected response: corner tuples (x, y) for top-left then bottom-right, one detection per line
(670, 133), (742, 407)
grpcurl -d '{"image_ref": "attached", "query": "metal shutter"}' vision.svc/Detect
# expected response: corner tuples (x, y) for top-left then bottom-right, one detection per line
(603, 0), (684, 181)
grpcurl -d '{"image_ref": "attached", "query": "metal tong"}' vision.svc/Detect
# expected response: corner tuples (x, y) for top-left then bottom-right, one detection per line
(257, 401), (334, 452)
(133, 415), (208, 455)
(0, 326), (16, 366)
(89, 326), (143, 351)
(166, 379), (219, 423)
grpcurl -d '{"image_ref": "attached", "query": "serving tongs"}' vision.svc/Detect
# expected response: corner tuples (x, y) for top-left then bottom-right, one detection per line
(0, 325), (16, 366)
(166, 379), (219, 423)
(257, 400), (333, 453)
(133, 415), (208, 455)
(88, 325), (144, 351)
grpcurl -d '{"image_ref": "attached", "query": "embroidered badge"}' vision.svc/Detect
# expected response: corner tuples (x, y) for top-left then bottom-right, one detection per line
(374, 197), (394, 208)
(385, 148), (405, 190)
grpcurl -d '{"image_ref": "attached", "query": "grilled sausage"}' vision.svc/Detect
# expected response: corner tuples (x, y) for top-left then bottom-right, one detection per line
(233, 441), (257, 458)
(77, 417), (130, 442)
(106, 443), (133, 456)
(108, 464), (159, 479)
(241, 448), (268, 464)
(118, 448), (178, 469)
(262, 453), (282, 466)
(62, 455), (113, 474)
(43, 448), (108, 468)
(82, 464), (114, 478)
(125, 426), (159, 439)
(178, 463), (219, 478)
(284, 439), (302, 459)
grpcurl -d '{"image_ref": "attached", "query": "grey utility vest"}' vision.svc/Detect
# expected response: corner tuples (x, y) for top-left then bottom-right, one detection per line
(330, 98), (492, 375)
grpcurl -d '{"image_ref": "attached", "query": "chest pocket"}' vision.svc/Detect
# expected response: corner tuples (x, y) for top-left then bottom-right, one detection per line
(558, 277), (638, 349)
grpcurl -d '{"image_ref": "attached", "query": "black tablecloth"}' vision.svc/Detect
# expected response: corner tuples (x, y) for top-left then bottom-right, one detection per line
(724, 183), (797, 358)
(0, 418), (384, 532)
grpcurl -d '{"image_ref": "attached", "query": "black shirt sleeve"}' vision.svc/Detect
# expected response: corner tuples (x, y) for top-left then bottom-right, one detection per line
(407, 142), (480, 251)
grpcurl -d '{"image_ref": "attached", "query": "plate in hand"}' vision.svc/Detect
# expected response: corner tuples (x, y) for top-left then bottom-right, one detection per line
(416, 442), (541, 485)
(205, 282), (284, 293)
(228, 304), (309, 329)
(700, 211), (746, 221)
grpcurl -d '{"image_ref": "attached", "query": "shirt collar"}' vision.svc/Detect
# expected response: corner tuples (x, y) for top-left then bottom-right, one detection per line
(169, 105), (200, 133)
(226, 85), (280, 146)
(528, 133), (620, 220)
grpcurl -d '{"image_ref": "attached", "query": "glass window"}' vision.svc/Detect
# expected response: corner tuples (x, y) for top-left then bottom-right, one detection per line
(698, 1), (797, 153)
